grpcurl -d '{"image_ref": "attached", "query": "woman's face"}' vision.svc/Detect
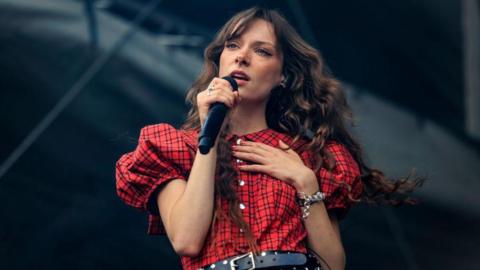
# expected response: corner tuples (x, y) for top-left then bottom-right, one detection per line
(219, 19), (284, 103)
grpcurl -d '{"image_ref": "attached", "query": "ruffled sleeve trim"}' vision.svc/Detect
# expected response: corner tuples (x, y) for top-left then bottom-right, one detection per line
(316, 141), (363, 219)
(115, 123), (194, 233)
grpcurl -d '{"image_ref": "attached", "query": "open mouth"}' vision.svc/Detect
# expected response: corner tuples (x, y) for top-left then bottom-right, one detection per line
(230, 70), (250, 82)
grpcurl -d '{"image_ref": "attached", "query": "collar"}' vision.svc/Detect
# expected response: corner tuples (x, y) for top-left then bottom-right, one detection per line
(182, 127), (308, 152)
(225, 127), (276, 143)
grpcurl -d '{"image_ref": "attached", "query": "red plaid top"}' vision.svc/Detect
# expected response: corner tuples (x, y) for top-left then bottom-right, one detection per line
(116, 123), (363, 270)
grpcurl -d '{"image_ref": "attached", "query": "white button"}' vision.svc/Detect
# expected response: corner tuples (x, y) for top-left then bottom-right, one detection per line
(239, 180), (245, 186)
(210, 264), (216, 268)
(236, 159), (242, 163)
(240, 228), (244, 233)
(222, 260), (228, 265)
(236, 138), (242, 145)
(239, 203), (245, 210)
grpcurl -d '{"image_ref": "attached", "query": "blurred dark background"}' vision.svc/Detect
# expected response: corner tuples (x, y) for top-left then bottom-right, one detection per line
(1, 0), (479, 269)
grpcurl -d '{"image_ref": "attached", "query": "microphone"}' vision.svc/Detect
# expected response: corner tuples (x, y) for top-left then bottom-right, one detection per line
(198, 76), (238, 154)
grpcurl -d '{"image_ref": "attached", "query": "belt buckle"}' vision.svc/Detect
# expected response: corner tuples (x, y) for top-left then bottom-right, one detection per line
(229, 251), (255, 270)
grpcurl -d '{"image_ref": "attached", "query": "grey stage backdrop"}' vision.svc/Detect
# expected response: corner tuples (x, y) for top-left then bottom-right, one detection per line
(1, 0), (479, 269)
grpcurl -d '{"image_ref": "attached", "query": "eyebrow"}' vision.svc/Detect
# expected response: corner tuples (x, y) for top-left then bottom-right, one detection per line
(228, 38), (276, 48)
(251, 40), (275, 47)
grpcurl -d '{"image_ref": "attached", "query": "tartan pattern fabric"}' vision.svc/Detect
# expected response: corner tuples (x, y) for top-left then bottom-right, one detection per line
(116, 123), (363, 270)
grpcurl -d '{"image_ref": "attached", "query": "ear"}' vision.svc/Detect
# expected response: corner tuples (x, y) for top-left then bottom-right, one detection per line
(279, 73), (288, 88)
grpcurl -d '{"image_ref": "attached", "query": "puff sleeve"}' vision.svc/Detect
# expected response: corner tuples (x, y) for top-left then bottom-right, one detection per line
(115, 124), (193, 232)
(317, 141), (363, 219)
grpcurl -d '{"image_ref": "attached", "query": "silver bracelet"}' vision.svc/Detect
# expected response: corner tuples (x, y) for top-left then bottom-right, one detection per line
(297, 190), (326, 219)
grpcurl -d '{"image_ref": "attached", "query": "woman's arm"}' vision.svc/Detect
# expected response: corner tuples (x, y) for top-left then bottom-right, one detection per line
(295, 173), (346, 270)
(157, 145), (218, 257)
(158, 77), (239, 257)
(232, 140), (347, 269)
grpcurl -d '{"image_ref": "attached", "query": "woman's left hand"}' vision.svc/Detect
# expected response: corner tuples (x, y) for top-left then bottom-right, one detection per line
(232, 140), (319, 192)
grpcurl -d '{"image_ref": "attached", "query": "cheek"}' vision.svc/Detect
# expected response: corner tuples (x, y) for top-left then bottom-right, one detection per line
(218, 52), (230, 74)
(218, 56), (225, 73)
(258, 64), (282, 85)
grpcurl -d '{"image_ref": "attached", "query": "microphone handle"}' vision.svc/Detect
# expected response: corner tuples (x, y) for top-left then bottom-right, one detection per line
(197, 76), (238, 155)
(198, 103), (228, 154)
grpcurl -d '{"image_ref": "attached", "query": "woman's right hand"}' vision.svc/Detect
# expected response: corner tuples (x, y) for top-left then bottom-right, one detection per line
(196, 77), (241, 126)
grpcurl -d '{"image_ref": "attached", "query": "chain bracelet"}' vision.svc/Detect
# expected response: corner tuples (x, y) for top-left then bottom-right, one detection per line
(297, 190), (326, 219)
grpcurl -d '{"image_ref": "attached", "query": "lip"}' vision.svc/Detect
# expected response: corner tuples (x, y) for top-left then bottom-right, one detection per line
(229, 70), (251, 81)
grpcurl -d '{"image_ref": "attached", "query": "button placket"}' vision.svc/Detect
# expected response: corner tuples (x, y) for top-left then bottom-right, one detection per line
(235, 137), (248, 237)
(235, 138), (243, 164)
(234, 137), (246, 188)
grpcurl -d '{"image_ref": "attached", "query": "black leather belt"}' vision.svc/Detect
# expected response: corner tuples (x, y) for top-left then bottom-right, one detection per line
(199, 250), (321, 270)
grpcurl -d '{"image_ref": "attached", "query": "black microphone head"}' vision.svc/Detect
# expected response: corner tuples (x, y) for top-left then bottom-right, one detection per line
(222, 76), (238, 91)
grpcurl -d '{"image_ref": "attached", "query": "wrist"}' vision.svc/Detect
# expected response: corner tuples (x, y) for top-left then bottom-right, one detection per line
(293, 169), (319, 194)
(296, 190), (326, 219)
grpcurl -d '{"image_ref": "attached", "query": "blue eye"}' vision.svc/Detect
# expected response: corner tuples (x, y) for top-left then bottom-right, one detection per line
(256, 48), (272, 56)
(225, 43), (239, 49)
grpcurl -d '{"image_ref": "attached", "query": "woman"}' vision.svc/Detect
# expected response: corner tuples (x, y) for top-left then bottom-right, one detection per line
(116, 7), (422, 270)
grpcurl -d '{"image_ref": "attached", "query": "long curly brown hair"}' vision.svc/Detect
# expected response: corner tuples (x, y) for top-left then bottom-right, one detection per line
(181, 7), (424, 254)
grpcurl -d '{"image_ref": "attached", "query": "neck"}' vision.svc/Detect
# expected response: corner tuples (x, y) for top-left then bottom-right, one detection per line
(229, 101), (268, 136)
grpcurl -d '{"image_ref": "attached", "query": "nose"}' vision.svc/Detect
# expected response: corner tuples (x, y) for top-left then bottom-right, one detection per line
(235, 52), (250, 66)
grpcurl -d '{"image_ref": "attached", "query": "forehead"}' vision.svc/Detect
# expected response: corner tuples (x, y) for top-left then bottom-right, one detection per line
(229, 19), (278, 46)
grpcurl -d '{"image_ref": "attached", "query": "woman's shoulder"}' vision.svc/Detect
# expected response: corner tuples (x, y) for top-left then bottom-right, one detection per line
(324, 140), (349, 152)
(323, 140), (356, 161)
(139, 123), (198, 150)
(139, 123), (193, 138)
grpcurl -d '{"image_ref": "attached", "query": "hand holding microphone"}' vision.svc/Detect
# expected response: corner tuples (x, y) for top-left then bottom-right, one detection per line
(197, 76), (240, 154)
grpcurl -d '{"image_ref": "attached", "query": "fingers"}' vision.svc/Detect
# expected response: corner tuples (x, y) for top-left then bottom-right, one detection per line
(232, 150), (268, 164)
(236, 140), (301, 162)
(278, 140), (292, 151)
(211, 91), (236, 107)
(232, 141), (284, 165)
(197, 77), (243, 125)
(212, 77), (234, 92)
(238, 164), (271, 174)
(206, 79), (235, 108)
(212, 78), (242, 106)
(233, 143), (270, 157)
(238, 141), (278, 153)
(199, 77), (241, 108)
